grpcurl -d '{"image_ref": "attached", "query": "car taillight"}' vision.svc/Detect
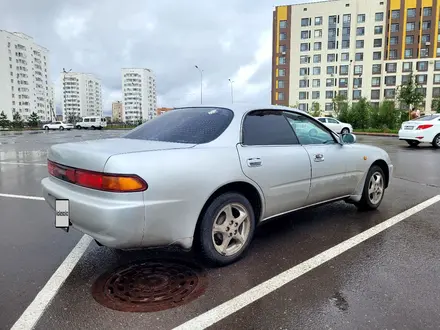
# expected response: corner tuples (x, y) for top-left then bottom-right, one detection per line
(416, 124), (433, 130)
(47, 160), (147, 192)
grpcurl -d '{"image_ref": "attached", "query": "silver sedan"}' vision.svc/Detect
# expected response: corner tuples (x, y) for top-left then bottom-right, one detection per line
(41, 105), (394, 266)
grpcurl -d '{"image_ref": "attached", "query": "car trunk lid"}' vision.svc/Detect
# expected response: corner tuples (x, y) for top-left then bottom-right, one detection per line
(48, 138), (196, 172)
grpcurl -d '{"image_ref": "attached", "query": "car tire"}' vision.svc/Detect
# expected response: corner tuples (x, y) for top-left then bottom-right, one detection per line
(341, 128), (350, 134)
(406, 140), (420, 147)
(356, 165), (386, 211)
(91, 126), (96, 130)
(197, 192), (256, 267)
(59, 126), (64, 131)
(44, 126), (49, 131)
(76, 125), (81, 129)
(432, 134), (440, 149)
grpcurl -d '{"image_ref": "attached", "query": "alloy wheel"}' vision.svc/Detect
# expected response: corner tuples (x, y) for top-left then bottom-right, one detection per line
(368, 172), (384, 205)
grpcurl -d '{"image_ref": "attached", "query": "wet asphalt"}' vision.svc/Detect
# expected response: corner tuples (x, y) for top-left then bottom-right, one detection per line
(0, 130), (439, 330)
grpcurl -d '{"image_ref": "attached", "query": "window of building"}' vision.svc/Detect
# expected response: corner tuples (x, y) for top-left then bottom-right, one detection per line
(328, 28), (337, 38)
(278, 80), (285, 88)
(405, 49), (413, 58)
(299, 91), (308, 99)
(374, 39), (382, 47)
(391, 23), (399, 32)
(242, 111), (299, 146)
(343, 14), (351, 23)
(342, 40), (350, 49)
(279, 57), (286, 64)
(353, 77), (362, 88)
(416, 75), (427, 84)
(420, 48), (429, 57)
(437, 47), (440, 56)
(314, 42), (322, 50)
(279, 69), (286, 76)
(391, 10), (400, 19)
(384, 89), (396, 99)
(300, 55), (310, 64)
(313, 67), (321, 75)
(407, 22), (415, 31)
(342, 27), (350, 36)
(326, 78), (335, 87)
(386, 63), (397, 73)
(315, 16), (323, 25)
(312, 79), (320, 87)
(314, 29), (322, 38)
(435, 61), (440, 71)
(355, 52), (363, 61)
(401, 75), (410, 84)
(390, 37), (398, 45)
(356, 27), (365, 36)
(327, 54), (336, 62)
(417, 61), (428, 71)
(403, 62), (413, 72)
(354, 65), (363, 75)
(407, 8), (416, 18)
(340, 65), (349, 75)
(385, 76), (396, 85)
(325, 103), (333, 111)
(280, 20), (287, 28)
(328, 41), (336, 49)
(326, 91), (334, 99)
(280, 32), (287, 40)
(300, 43), (310, 51)
(312, 91), (320, 99)
(341, 53), (349, 62)
(279, 45), (287, 53)
(433, 87), (440, 97)
(356, 40), (364, 48)
(313, 54), (321, 63)
(339, 90), (348, 98)
(416, 87), (427, 96)
(423, 7), (432, 16)
(389, 49), (398, 59)
(299, 79), (308, 88)
(372, 77), (381, 87)
(374, 26), (383, 34)
(422, 21), (431, 30)
(406, 35), (414, 44)
(375, 12), (384, 21)
(371, 90), (380, 99)
(339, 78), (348, 88)
(373, 51), (381, 60)
(327, 66), (335, 74)
(301, 18), (310, 26)
(329, 15), (337, 24)
(301, 31), (310, 39)
(357, 14), (366, 23)
(353, 90), (362, 100)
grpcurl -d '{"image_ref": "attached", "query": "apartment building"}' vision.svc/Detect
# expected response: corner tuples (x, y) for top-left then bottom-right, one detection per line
(272, 0), (440, 113)
(62, 72), (103, 120)
(121, 68), (157, 123)
(0, 30), (52, 121)
(112, 101), (123, 122)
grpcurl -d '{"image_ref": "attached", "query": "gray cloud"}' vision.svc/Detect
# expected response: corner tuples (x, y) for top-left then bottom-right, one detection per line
(1, 0), (319, 114)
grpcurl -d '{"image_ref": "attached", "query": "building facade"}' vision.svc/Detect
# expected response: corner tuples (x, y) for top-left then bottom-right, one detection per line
(112, 101), (123, 122)
(62, 72), (103, 121)
(0, 30), (52, 121)
(272, 0), (440, 114)
(121, 68), (157, 123)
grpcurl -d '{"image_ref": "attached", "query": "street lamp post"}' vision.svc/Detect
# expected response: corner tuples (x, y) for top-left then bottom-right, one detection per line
(228, 79), (234, 104)
(195, 65), (203, 104)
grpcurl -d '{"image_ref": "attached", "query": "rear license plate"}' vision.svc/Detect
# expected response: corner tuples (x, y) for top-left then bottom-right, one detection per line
(404, 126), (414, 130)
(55, 199), (70, 232)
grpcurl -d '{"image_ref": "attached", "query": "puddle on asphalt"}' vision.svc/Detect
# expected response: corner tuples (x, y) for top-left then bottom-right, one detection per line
(330, 292), (349, 312)
(0, 150), (47, 162)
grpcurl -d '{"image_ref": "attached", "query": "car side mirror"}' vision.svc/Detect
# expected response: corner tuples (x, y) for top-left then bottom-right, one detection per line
(341, 133), (356, 144)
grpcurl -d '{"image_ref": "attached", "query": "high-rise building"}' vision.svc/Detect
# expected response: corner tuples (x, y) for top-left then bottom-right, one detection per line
(62, 72), (103, 121)
(112, 101), (123, 122)
(272, 0), (440, 114)
(121, 68), (157, 123)
(0, 30), (52, 121)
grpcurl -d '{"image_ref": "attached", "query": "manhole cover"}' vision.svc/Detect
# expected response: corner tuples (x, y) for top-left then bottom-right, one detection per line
(91, 258), (208, 312)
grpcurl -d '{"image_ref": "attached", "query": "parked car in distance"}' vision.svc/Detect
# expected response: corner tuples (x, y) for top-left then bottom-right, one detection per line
(42, 121), (74, 131)
(316, 117), (353, 134)
(75, 116), (107, 130)
(398, 114), (440, 148)
(41, 104), (393, 267)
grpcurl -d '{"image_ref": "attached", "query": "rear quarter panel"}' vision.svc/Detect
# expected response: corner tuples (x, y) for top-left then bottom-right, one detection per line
(104, 146), (259, 248)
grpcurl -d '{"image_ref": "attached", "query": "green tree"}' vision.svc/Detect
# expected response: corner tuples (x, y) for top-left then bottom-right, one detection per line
(0, 111), (10, 129)
(397, 72), (424, 116)
(66, 112), (79, 124)
(332, 94), (348, 117)
(27, 112), (40, 127)
(378, 100), (399, 129)
(310, 102), (321, 117)
(431, 98), (440, 113)
(350, 97), (370, 130)
(12, 112), (24, 129)
(289, 101), (300, 109)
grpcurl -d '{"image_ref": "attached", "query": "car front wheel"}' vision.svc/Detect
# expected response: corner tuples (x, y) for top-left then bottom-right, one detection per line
(356, 165), (386, 211)
(341, 127), (350, 134)
(59, 126), (64, 130)
(44, 126), (49, 131)
(197, 192), (256, 267)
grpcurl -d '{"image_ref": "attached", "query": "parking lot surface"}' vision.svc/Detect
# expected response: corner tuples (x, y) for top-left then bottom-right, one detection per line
(1, 130), (439, 330)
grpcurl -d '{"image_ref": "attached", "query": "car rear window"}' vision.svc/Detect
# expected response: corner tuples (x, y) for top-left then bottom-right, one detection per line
(123, 107), (234, 144)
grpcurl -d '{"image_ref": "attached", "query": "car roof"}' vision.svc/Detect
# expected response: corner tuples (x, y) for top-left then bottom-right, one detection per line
(172, 103), (308, 116)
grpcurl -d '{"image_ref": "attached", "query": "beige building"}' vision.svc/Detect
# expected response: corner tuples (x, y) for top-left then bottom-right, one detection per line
(112, 101), (123, 122)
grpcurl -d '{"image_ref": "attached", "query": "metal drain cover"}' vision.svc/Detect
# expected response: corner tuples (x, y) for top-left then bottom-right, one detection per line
(91, 258), (208, 312)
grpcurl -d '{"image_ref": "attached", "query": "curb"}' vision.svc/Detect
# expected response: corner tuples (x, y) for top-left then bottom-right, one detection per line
(354, 132), (398, 137)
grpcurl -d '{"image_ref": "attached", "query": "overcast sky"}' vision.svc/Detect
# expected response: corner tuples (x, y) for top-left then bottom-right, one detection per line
(1, 0), (320, 114)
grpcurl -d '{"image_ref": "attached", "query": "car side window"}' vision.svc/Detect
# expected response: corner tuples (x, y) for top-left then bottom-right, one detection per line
(242, 110), (299, 146)
(318, 118), (326, 123)
(283, 112), (337, 145)
(91, 118), (96, 122)
(327, 118), (339, 124)
(84, 118), (90, 122)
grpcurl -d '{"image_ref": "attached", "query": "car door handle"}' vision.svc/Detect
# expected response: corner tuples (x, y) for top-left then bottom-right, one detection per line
(247, 158), (262, 167)
(314, 154), (324, 162)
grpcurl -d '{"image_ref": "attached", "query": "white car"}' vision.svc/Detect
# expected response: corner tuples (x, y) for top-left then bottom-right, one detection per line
(43, 121), (74, 131)
(75, 116), (107, 130)
(398, 114), (440, 148)
(316, 117), (353, 134)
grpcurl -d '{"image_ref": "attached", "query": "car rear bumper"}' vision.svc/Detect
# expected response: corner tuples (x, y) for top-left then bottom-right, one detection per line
(41, 176), (146, 248)
(398, 129), (432, 143)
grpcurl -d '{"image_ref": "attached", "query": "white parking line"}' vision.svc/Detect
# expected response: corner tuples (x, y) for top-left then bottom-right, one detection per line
(0, 193), (45, 201)
(10, 234), (92, 330)
(0, 161), (46, 166)
(173, 195), (440, 330)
